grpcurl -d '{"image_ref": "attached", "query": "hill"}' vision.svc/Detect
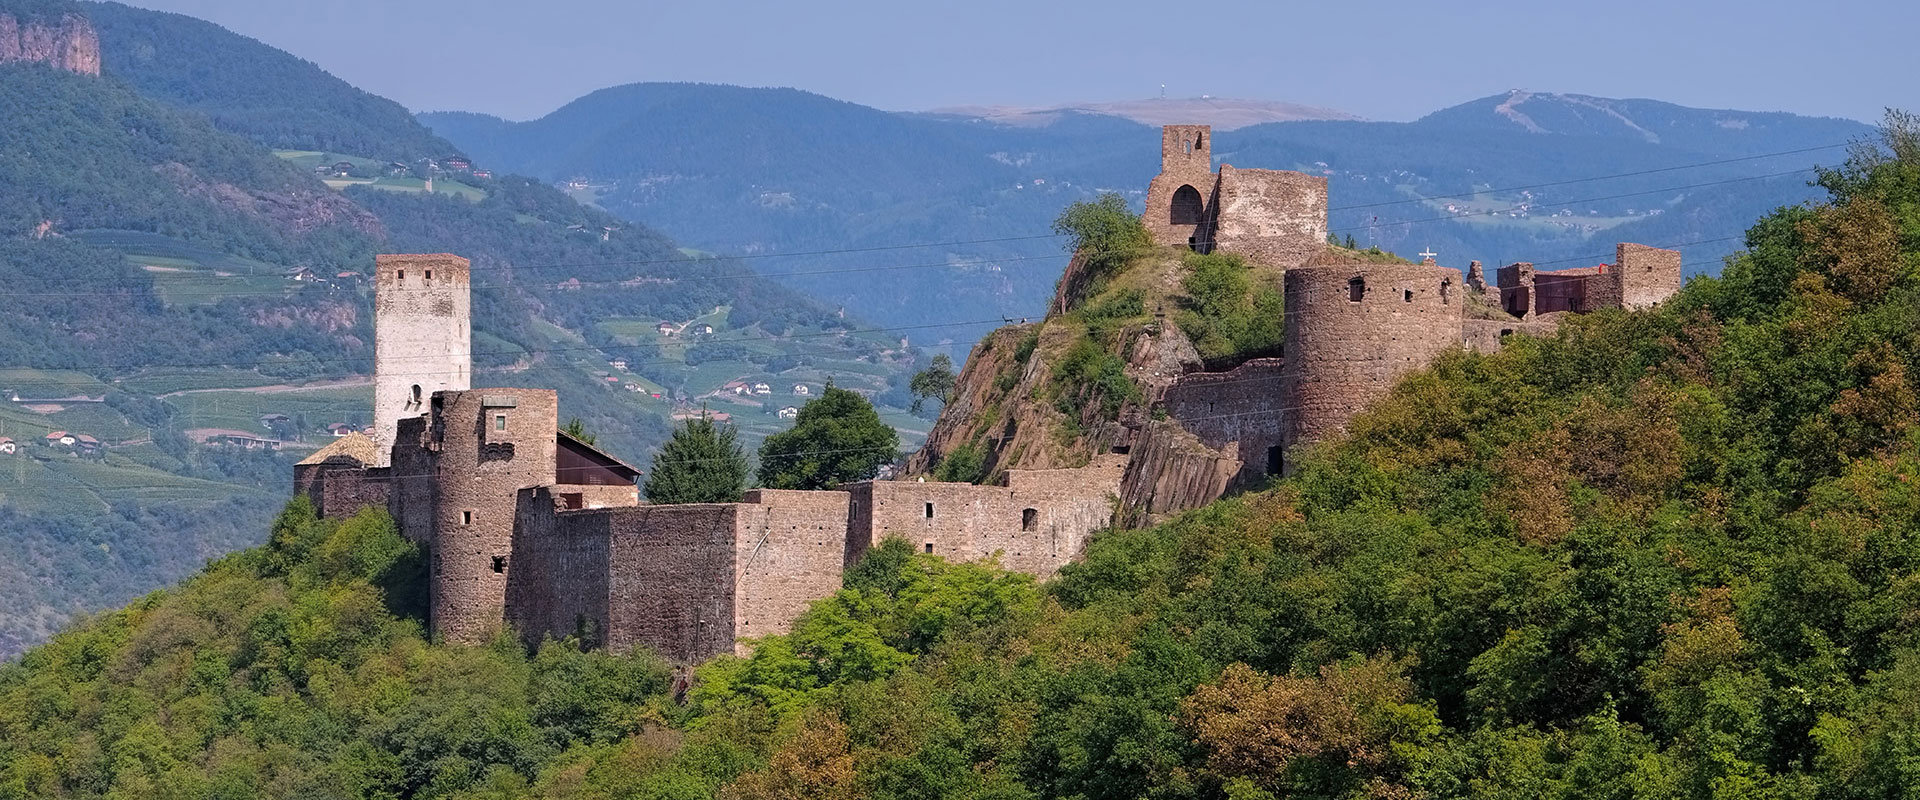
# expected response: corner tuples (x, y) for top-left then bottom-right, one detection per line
(0, 3), (932, 658)
(4, 114), (1920, 799)
(925, 95), (1364, 129)
(86, 1), (456, 160)
(422, 84), (1874, 349)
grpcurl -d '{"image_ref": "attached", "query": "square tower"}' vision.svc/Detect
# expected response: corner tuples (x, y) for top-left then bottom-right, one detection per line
(1145, 124), (1219, 251)
(372, 254), (472, 466)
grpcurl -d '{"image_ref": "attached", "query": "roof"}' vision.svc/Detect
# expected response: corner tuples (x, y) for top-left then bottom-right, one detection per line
(555, 430), (642, 480)
(296, 432), (378, 466)
(45, 431), (67, 439)
(75, 435), (99, 444)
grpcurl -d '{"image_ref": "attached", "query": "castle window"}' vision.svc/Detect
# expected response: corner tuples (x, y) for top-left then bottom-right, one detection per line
(1348, 277), (1365, 302)
(1267, 445), (1284, 476)
(924, 502), (934, 519)
(397, 269), (404, 280)
(425, 270), (432, 280)
(462, 510), (472, 525)
(1500, 329), (1514, 341)
(1022, 508), (1039, 531)
(411, 384), (422, 404)
(924, 542), (934, 554)
(1403, 289), (1414, 303)
(491, 555), (505, 573)
(1194, 131), (1204, 150)
(1171, 184), (1205, 225)
(1441, 279), (1452, 304)
(495, 414), (507, 431)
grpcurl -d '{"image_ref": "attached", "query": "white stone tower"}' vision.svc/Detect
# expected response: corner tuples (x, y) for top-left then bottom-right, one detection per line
(372, 253), (471, 466)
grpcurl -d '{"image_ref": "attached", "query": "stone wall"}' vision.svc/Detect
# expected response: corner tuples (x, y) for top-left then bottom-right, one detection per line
(372, 254), (471, 466)
(1616, 243), (1684, 309)
(0, 13), (100, 76)
(1462, 318), (1559, 353)
(1143, 125), (1218, 249)
(294, 461), (392, 519)
(427, 388), (559, 645)
(1282, 262), (1465, 459)
(388, 416), (436, 544)
(604, 504), (739, 663)
(552, 483), (640, 510)
(1212, 166), (1329, 269)
(505, 487), (612, 648)
(734, 490), (853, 649)
(1161, 357), (1285, 481)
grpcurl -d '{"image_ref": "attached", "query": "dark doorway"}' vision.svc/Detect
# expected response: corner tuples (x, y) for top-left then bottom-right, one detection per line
(1171, 184), (1205, 225)
(1266, 445), (1284, 476)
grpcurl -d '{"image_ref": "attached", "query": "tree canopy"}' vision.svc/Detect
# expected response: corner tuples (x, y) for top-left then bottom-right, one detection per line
(756, 386), (898, 490)
(643, 413), (749, 504)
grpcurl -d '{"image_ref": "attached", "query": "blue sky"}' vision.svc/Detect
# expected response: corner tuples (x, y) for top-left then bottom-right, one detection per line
(124, 0), (1918, 123)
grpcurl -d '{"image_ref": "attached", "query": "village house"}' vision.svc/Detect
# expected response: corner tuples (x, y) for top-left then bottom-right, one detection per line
(44, 431), (73, 447)
(694, 324), (715, 335)
(609, 358), (628, 370)
(777, 406), (799, 419)
(0, 437), (15, 454)
(656, 322), (677, 336)
(792, 384), (812, 396)
(443, 156), (472, 171)
(752, 382), (772, 395)
(327, 423), (356, 437)
(205, 433), (281, 451)
(74, 434), (101, 455)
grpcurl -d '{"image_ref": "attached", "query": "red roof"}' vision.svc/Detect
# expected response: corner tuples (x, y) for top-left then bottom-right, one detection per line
(45, 431), (67, 439)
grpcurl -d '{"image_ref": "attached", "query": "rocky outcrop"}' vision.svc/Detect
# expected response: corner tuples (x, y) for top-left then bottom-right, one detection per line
(0, 13), (101, 76)
(1117, 420), (1241, 525)
(154, 162), (386, 238)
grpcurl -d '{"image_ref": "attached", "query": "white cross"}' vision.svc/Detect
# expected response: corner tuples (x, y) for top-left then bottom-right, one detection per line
(1418, 248), (1438, 261)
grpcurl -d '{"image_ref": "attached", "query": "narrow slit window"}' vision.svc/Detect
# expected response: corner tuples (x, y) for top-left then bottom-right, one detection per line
(494, 414), (507, 431)
(1403, 289), (1414, 302)
(424, 269), (433, 280)
(491, 555), (505, 573)
(397, 269), (404, 280)
(461, 510), (472, 525)
(924, 502), (934, 519)
(1440, 279), (1452, 304)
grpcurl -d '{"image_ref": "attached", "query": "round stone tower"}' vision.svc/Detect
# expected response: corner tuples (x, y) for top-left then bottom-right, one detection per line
(1279, 260), (1464, 469)
(425, 387), (558, 644)
(372, 253), (472, 467)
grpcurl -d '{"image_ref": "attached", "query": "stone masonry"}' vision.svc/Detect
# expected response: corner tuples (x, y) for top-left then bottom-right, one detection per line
(372, 254), (471, 466)
(300, 135), (1687, 661)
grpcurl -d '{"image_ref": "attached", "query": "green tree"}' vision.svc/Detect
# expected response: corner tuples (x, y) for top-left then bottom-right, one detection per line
(908, 354), (956, 414)
(757, 386), (898, 490)
(562, 417), (597, 446)
(643, 413), (748, 504)
(1053, 192), (1153, 305)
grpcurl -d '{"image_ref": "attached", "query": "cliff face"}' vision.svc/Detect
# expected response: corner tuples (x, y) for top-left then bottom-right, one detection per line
(0, 12), (100, 75)
(907, 250), (1209, 480)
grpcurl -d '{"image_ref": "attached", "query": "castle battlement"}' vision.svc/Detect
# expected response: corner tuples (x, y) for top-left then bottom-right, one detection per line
(301, 135), (1683, 661)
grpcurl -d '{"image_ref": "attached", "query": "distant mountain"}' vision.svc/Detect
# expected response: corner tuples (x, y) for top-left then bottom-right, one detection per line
(423, 85), (1873, 341)
(925, 95), (1363, 129)
(86, 1), (456, 160)
(1420, 90), (1870, 155)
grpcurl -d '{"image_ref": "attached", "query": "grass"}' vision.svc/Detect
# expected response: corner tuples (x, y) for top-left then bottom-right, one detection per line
(360, 177), (487, 202)
(0, 368), (113, 398)
(168, 387), (368, 440)
(117, 369), (279, 395)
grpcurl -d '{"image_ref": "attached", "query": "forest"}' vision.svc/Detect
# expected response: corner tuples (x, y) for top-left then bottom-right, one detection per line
(4, 110), (1918, 799)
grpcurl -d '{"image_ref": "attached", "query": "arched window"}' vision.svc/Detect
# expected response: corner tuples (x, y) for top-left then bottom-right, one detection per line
(1440, 279), (1452, 304)
(1348, 277), (1366, 302)
(1193, 131), (1204, 150)
(1171, 184), (1205, 225)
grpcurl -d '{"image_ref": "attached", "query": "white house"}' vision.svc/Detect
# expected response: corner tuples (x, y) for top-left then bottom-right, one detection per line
(792, 384), (811, 396)
(656, 322), (676, 336)
(0, 437), (14, 454)
(752, 383), (772, 395)
(777, 406), (799, 420)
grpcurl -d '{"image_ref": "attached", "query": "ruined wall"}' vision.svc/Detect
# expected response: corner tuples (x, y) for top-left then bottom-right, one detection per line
(0, 13), (100, 76)
(372, 254), (471, 466)
(1143, 125), (1218, 249)
(1211, 166), (1329, 269)
(1615, 242), (1684, 309)
(293, 462), (391, 519)
(1001, 455), (1127, 576)
(734, 490), (852, 649)
(1160, 357), (1285, 481)
(847, 457), (1123, 578)
(427, 388), (559, 645)
(388, 416), (436, 544)
(1462, 318), (1560, 353)
(552, 483), (640, 510)
(505, 488), (612, 648)
(1282, 263), (1465, 459)
(604, 504), (739, 663)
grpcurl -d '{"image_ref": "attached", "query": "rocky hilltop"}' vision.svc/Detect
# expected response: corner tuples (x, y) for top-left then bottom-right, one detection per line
(0, 11), (98, 75)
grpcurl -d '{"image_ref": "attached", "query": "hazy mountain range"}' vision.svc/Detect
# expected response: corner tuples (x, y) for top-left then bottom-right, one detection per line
(421, 87), (1873, 346)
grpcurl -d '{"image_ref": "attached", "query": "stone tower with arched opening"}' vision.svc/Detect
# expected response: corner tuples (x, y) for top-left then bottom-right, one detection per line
(372, 253), (472, 466)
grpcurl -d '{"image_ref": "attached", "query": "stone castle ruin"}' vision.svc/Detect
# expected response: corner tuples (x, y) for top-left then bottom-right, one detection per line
(297, 124), (1682, 662)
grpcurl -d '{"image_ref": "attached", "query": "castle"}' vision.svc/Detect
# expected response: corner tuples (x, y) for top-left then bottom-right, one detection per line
(296, 124), (1682, 662)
